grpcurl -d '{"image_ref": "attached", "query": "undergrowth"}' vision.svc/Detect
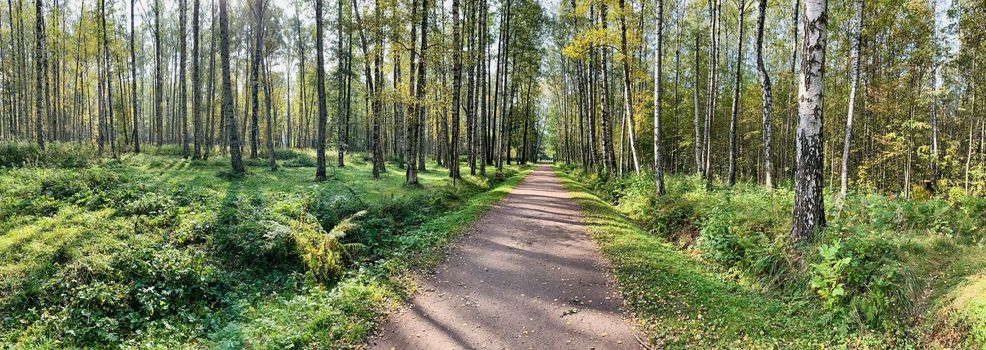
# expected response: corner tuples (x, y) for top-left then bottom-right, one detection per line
(557, 164), (986, 348)
(0, 142), (531, 348)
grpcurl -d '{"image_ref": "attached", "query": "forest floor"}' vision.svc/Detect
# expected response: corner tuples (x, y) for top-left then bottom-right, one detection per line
(553, 165), (986, 348)
(368, 164), (640, 349)
(0, 143), (536, 348)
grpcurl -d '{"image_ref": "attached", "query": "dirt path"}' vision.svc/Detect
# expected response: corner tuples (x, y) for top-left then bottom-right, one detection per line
(368, 165), (638, 349)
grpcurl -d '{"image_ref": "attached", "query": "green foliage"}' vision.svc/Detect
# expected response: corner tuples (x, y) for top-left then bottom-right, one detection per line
(560, 164), (985, 343)
(554, 168), (836, 347)
(810, 241), (852, 310)
(0, 145), (531, 347)
(0, 141), (98, 169)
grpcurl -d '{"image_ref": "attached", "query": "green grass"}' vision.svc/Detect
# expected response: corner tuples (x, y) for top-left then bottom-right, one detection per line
(0, 142), (531, 348)
(554, 166), (986, 349)
(206, 165), (532, 349)
(554, 168), (844, 348)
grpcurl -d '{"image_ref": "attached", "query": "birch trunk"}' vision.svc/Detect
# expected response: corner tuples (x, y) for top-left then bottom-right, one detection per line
(791, 0), (827, 245)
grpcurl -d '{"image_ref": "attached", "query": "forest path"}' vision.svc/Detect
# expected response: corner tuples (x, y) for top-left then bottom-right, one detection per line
(368, 165), (638, 349)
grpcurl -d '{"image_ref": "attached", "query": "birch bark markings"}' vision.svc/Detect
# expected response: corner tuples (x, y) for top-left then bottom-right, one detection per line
(754, 0), (774, 190)
(654, 0), (666, 195)
(34, 0), (45, 149)
(791, 0), (827, 245)
(598, 3), (617, 176)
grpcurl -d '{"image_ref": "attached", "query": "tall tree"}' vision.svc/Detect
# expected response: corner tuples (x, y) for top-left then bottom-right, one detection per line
(598, 3), (616, 176)
(205, 0), (217, 159)
(34, 0), (45, 149)
(192, 0), (202, 159)
(130, 0), (140, 153)
(336, 0), (345, 167)
(654, 0), (665, 195)
(839, 0), (863, 198)
(754, 0), (773, 189)
(703, 0), (722, 183)
(618, 0), (640, 174)
(314, 0), (328, 181)
(407, 0), (430, 185)
(101, 0), (115, 157)
(154, 0), (163, 146)
(727, 0), (747, 187)
(693, 33), (702, 174)
(449, 0), (463, 180)
(791, 0), (827, 245)
(263, 56), (277, 170)
(249, 0), (266, 163)
(478, 0), (487, 175)
(219, 0), (243, 173)
(179, 0), (189, 158)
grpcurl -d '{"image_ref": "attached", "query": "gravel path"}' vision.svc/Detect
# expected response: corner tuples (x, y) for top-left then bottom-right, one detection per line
(368, 165), (639, 349)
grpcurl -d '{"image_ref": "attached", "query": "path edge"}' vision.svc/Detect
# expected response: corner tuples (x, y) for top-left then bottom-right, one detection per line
(361, 166), (535, 346)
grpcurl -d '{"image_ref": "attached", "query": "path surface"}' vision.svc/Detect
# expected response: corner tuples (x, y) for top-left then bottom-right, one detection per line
(369, 165), (638, 349)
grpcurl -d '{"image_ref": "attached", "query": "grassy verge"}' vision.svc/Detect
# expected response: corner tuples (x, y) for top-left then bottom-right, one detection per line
(214, 166), (532, 349)
(555, 165), (986, 349)
(556, 167), (859, 348)
(0, 142), (531, 348)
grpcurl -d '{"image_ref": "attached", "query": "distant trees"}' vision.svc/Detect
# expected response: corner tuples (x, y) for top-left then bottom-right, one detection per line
(1, 0), (979, 207)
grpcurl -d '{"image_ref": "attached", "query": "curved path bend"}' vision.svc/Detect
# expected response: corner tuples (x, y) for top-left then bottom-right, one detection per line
(368, 165), (638, 349)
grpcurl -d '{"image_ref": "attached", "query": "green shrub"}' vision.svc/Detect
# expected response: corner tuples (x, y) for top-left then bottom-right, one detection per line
(215, 195), (300, 265)
(274, 149), (317, 167)
(809, 234), (916, 330)
(0, 141), (98, 169)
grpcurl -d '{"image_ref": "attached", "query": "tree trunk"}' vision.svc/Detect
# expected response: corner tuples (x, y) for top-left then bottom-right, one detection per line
(336, 0), (346, 167)
(179, 0), (189, 158)
(249, 0), (266, 164)
(839, 0), (863, 198)
(34, 0), (45, 149)
(654, 0), (666, 194)
(727, 0), (746, 187)
(205, 0), (217, 159)
(130, 0), (140, 153)
(315, 0), (328, 181)
(791, 0), (827, 246)
(620, 0), (640, 174)
(755, 0), (774, 190)
(693, 33), (702, 174)
(449, 0), (463, 180)
(408, 0), (429, 183)
(102, 0), (115, 157)
(154, 0), (163, 146)
(264, 56), (277, 170)
(219, 0), (243, 173)
(478, 0), (487, 175)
